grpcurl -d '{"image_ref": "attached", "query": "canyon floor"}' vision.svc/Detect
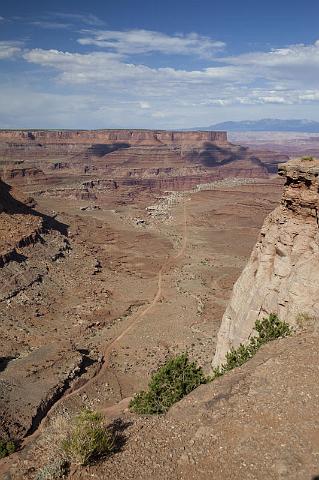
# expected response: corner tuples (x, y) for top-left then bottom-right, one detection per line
(1, 176), (283, 478)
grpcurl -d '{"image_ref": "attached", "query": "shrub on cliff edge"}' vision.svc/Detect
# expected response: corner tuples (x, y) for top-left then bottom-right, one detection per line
(212, 313), (292, 378)
(130, 353), (208, 414)
(130, 315), (291, 415)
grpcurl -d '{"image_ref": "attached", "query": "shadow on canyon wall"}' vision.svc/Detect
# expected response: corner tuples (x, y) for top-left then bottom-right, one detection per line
(87, 142), (130, 157)
(189, 143), (251, 167)
(0, 179), (69, 236)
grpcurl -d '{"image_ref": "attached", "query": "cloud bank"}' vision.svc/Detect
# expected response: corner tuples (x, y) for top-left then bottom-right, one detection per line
(1, 27), (319, 128)
(78, 29), (225, 58)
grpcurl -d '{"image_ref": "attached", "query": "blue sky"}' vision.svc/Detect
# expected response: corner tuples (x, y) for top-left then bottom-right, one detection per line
(1, 0), (319, 128)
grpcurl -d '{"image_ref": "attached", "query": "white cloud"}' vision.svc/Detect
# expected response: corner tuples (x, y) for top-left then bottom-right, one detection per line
(52, 12), (105, 26)
(139, 101), (151, 109)
(24, 39), (319, 98)
(23, 49), (153, 86)
(221, 41), (319, 68)
(77, 29), (225, 58)
(30, 20), (71, 29)
(257, 96), (287, 104)
(7, 12), (105, 30)
(21, 39), (319, 120)
(3, 35), (319, 128)
(218, 40), (319, 89)
(22, 47), (243, 88)
(208, 99), (233, 106)
(1, 81), (319, 129)
(0, 41), (22, 59)
(298, 91), (319, 102)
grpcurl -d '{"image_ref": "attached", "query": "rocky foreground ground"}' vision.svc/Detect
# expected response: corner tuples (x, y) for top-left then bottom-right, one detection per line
(5, 326), (319, 480)
(84, 328), (319, 480)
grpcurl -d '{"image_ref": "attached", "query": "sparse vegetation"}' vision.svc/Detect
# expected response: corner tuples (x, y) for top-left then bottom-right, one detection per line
(0, 438), (16, 459)
(35, 457), (69, 480)
(255, 313), (292, 343)
(129, 353), (208, 414)
(301, 156), (314, 161)
(296, 312), (315, 328)
(62, 409), (114, 466)
(212, 314), (292, 378)
(131, 316), (292, 415)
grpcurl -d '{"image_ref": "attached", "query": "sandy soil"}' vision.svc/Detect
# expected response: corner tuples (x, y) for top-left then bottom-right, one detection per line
(38, 180), (282, 402)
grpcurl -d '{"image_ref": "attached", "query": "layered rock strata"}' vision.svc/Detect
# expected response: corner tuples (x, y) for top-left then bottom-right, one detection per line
(0, 129), (228, 144)
(213, 158), (319, 365)
(0, 129), (287, 199)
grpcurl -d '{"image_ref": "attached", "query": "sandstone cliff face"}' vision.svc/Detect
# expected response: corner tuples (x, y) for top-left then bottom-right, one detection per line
(0, 129), (288, 200)
(213, 158), (319, 366)
(0, 129), (228, 145)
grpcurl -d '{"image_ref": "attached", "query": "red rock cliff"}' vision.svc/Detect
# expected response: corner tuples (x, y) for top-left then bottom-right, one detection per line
(0, 129), (286, 198)
(213, 157), (319, 366)
(0, 129), (228, 145)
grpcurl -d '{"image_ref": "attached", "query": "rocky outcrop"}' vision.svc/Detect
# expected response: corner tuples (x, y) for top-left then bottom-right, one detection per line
(213, 158), (319, 366)
(0, 342), (85, 440)
(0, 178), (110, 442)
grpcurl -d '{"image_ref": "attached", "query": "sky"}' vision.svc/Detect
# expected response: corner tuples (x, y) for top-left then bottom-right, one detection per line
(0, 0), (319, 129)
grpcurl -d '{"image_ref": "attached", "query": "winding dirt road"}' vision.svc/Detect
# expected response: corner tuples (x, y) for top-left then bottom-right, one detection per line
(64, 200), (188, 406)
(0, 199), (189, 473)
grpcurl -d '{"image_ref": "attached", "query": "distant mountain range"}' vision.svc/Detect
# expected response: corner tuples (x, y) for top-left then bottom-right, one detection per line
(194, 119), (319, 133)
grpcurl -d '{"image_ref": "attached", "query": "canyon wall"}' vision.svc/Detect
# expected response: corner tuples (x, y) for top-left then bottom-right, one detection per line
(213, 158), (319, 366)
(0, 129), (228, 144)
(0, 129), (288, 199)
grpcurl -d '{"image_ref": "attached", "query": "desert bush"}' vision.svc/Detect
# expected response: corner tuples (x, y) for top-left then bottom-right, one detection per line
(301, 156), (314, 161)
(212, 314), (292, 378)
(35, 457), (69, 480)
(130, 353), (208, 414)
(296, 312), (315, 328)
(62, 409), (114, 466)
(130, 316), (291, 415)
(255, 313), (291, 344)
(0, 438), (16, 459)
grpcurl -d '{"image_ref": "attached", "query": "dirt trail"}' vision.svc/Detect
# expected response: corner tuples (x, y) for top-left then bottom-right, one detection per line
(0, 201), (189, 468)
(67, 201), (188, 403)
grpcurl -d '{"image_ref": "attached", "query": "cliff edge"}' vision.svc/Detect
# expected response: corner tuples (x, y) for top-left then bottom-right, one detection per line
(213, 157), (319, 366)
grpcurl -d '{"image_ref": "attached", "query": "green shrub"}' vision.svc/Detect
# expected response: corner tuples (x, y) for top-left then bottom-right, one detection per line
(222, 341), (258, 372)
(254, 313), (291, 344)
(62, 409), (114, 466)
(301, 156), (314, 162)
(35, 457), (69, 480)
(130, 353), (208, 414)
(130, 316), (292, 415)
(0, 438), (16, 459)
(212, 314), (291, 378)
